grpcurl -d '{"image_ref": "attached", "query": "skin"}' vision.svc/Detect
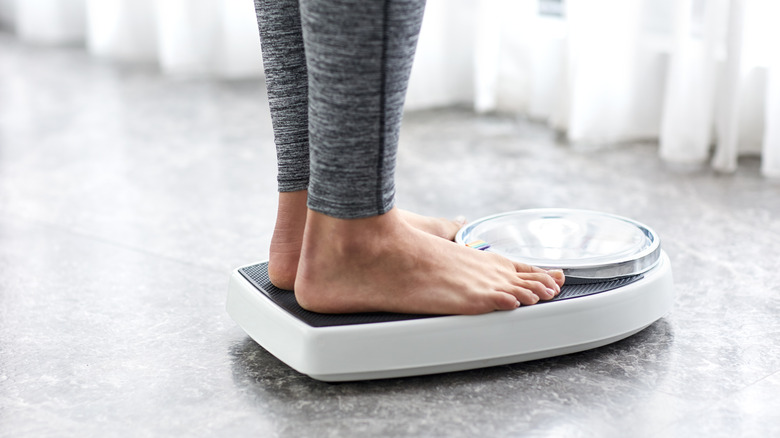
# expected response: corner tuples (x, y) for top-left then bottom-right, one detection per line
(268, 190), (565, 315)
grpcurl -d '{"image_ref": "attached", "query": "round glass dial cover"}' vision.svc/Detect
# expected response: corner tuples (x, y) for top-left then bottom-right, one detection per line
(455, 209), (661, 279)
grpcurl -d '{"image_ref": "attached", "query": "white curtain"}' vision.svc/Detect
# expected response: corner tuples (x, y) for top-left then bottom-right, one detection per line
(1, 0), (263, 78)
(0, 0), (472, 99)
(14, 0), (86, 44)
(475, 0), (780, 176)
(406, 0), (477, 110)
(0, 0), (14, 28)
(1, 0), (778, 176)
(85, 0), (158, 62)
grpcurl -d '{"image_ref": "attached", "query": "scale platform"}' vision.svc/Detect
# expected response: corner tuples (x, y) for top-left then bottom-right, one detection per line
(227, 209), (674, 382)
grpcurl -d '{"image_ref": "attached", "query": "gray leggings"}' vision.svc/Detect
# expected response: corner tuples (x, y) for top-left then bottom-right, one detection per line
(255, 0), (426, 219)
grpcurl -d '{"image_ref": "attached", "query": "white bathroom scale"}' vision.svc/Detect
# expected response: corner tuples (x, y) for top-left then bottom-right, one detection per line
(226, 209), (674, 382)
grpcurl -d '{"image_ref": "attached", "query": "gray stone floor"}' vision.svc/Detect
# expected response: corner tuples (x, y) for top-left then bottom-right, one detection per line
(1, 33), (779, 438)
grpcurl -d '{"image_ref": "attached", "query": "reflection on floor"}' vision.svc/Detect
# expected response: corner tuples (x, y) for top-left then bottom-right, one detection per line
(1, 33), (778, 438)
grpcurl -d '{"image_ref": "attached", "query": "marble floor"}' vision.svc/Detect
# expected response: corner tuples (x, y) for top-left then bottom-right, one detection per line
(1, 33), (779, 438)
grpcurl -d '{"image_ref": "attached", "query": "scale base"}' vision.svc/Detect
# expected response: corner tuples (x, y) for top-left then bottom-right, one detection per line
(226, 252), (673, 382)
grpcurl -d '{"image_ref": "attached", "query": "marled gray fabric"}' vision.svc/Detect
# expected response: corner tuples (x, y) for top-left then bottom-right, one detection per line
(255, 0), (426, 218)
(255, 0), (310, 193)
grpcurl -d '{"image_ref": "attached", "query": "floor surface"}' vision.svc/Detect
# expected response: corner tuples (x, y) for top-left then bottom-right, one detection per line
(1, 34), (779, 437)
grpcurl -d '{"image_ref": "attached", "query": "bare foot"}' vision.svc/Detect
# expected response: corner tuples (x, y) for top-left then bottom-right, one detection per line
(294, 208), (565, 315)
(268, 190), (308, 290)
(269, 191), (467, 289)
(398, 210), (464, 241)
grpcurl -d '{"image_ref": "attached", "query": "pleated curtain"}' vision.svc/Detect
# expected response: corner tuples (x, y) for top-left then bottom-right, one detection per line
(474, 0), (780, 177)
(2, 0), (264, 77)
(1, 0), (778, 176)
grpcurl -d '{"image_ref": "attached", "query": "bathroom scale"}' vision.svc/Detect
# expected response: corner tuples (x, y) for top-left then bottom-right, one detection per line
(226, 209), (674, 381)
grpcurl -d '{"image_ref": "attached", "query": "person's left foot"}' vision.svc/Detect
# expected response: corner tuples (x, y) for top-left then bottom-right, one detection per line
(267, 190), (308, 290)
(398, 210), (465, 241)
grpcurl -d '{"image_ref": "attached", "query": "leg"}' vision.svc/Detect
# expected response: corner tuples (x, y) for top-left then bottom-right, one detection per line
(255, 0), (309, 192)
(294, 0), (564, 314)
(255, 0), (309, 289)
(256, 0), (467, 289)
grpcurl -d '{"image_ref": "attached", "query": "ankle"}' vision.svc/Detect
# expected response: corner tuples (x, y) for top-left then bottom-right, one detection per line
(276, 190), (308, 224)
(302, 209), (401, 256)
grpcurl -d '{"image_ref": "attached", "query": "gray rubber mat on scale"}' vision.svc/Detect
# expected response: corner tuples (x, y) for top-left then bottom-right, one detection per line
(238, 263), (643, 328)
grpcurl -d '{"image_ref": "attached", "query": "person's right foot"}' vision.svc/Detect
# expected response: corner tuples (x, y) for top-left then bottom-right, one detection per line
(268, 191), (468, 290)
(294, 208), (564, 315)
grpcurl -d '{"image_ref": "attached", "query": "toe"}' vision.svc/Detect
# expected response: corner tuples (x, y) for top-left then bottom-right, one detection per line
(514, 273), (560, 296)
(547, 269), (565, 287)
(510, 286), (541, 306)
(490, 292), (521, 311)
(512, 261), (549, 275)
